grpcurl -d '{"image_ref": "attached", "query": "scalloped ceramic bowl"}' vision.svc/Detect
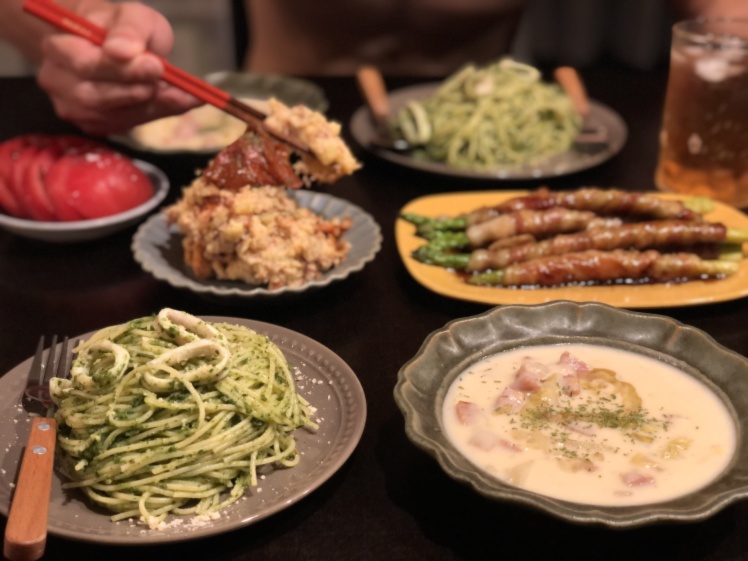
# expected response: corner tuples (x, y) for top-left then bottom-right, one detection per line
(131, 190), (382, 301)
(394, 301), (748, 528)
(0, 160), (169, 243)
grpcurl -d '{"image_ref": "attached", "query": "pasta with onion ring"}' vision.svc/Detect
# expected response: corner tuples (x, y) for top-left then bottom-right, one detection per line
(50, 309), (317, 527)
(393, 58), (582, 169)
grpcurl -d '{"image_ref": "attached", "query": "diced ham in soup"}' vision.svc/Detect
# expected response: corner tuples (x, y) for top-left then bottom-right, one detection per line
(455, 401), (483, 425)
(443, 344), (735, 506)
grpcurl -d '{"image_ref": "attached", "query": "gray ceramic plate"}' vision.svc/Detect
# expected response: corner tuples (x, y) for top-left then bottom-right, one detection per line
(394, 301), (748, 528)
(110, 71), (329, 155)
(0, 317), (366, 545)
(0, 160), (168, 243)
(131, 190), (382, 300)
(350, 83), (627, 180)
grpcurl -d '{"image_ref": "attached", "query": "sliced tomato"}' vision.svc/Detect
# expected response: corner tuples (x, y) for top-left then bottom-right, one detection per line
(0, 175), (22, 217)
(46, 148), (153, 221)
(1, 134), (151, 222)
(0, 137), (24, 216)
(67, 150), (153, 219)
(5, 134), (62, 219)
(44, 153), (86, 222)
(23, 135), (107, 221)
(50, 134), (105, 153)
(0, 135), (46, 218)
(24, 144), (63, 221)
(11, 143), (40, 215)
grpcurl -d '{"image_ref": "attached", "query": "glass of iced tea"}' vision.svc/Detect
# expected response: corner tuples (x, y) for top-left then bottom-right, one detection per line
(655, 19), (748, 208)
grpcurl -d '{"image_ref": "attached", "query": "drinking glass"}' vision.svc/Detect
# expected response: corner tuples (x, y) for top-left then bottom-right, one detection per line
(654, 19), (748, 208)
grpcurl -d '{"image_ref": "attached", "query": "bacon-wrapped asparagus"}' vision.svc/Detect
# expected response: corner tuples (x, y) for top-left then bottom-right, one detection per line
(465, 188), (710, 225)
(467, 208), (600, 248)
(414, 242), (743, 272)
(467, 220), (748, 271)
(411, 208), (599, 248)
(467, 250), (739, 287)
(401, 188), (712, 234)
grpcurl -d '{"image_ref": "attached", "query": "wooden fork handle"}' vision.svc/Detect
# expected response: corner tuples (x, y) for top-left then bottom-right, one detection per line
(554, 66), (590, 119)
(356, 65), (392, 133)
(4, 417), (57, 561)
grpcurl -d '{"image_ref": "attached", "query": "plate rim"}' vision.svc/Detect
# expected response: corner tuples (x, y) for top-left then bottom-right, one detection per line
(350, 82), (628, 180)
(394, 300), (748, 527)
(0, 316), (367, 544)
(395, 190), (748, 308)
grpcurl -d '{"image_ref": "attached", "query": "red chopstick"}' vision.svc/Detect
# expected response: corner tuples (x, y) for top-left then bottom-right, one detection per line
(22, 0), (311, 154)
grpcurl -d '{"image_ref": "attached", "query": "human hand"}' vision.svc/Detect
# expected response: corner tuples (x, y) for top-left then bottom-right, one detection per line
(35, 1), (202, 136)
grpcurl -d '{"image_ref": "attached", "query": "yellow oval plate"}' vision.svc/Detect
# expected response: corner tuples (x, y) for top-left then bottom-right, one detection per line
(396, 191), (748, 308)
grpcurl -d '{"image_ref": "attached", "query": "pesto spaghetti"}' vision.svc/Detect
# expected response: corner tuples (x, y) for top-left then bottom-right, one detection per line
(393, 58), (582, 169)
(49, 309), (317, 527)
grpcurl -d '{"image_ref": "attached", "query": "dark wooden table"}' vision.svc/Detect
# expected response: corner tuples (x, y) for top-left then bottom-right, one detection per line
(2, 64), (748, 561)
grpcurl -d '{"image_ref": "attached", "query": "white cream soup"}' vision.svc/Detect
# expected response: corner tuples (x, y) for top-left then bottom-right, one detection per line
(442, 344), (736, 506)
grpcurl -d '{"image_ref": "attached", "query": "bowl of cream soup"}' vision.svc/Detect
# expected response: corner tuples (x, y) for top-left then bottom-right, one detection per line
(394, 301), (748, 527)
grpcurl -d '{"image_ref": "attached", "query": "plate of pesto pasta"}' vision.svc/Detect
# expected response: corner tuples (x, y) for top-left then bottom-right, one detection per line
(350, 59), (627, 180)
(0, 311), (366, 544)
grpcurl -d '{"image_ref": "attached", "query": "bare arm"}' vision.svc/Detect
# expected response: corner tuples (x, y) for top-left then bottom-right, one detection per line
(0, 0), (60, 63)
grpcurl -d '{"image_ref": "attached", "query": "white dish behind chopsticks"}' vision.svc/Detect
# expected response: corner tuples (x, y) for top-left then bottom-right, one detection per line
(112, 72), (329, 155)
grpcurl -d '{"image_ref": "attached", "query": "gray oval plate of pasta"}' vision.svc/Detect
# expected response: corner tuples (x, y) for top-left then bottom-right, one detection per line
(350, 83), (627, 180)
(0, 318), (367, 545)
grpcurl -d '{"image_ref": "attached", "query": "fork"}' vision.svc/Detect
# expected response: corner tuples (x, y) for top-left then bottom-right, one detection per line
(356, 65), (412, 153)
(4, 336), (70, 561)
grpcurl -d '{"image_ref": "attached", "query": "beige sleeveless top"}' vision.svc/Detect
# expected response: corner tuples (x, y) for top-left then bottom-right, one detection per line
(243, 0), (528, 76)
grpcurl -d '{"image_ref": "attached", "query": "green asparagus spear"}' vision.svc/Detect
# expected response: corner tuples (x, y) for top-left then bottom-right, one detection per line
(412, 245), (470, 269)
(726, 228), (748, 243)
(467, 270), (506, 286)
(718, 243), (745, 262)
(418, 230), (471, 245)
(400, 213), (467, 233)
(683, 196), (715, 215)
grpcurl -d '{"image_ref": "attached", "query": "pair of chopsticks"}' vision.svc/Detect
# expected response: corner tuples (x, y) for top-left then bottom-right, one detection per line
(22, 0), (311, 155)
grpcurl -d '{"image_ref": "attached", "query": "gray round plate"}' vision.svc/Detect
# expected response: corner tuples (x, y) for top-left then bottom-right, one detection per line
(0, 317), (367, 544)
(131, 190), (382, 300)
(395, 301), (748, 528)
(350, 83), (628, 180)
